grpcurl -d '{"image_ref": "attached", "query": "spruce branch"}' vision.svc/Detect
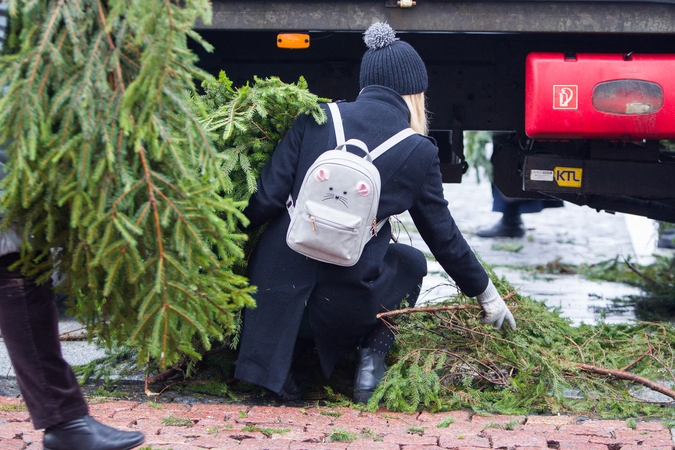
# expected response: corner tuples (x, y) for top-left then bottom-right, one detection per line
(1, 0), (256, 369)
(371, 275), (675, 415)
(577, 363), (675, 401)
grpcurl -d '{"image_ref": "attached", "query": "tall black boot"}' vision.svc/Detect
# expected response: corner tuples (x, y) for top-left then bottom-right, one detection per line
(476, 214), (525, 238)
(43, 415), (144, 450)
(353, 347), (387, 404)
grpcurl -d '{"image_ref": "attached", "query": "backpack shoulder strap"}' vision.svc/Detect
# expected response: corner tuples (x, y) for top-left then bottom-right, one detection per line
(368, 128), (417, 237)
(327, 102), (345, 146)
(288, 102), (343, 215)
(370, 128), (417, 160)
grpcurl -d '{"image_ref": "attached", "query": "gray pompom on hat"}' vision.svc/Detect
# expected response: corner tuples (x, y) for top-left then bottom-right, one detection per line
(359, 22), (428, 95)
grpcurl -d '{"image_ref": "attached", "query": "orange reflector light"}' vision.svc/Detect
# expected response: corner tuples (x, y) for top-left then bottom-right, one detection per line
(277, 33), (310, 49)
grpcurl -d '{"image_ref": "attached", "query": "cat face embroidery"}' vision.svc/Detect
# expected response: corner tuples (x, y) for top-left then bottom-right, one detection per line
(313, 166), (370, 209)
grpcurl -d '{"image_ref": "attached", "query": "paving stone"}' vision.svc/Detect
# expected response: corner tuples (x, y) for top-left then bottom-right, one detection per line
(246, 405), (295, 424)
(563, 423), (612, 438)
(247, 406), (336, 428)
(641, 437), (675, 447)
(637, 421), (671, 432)
(228, 430), (268, 441)
(574, 419), (627, 431)
(621, 445), (674, 450)
(140, 445), (178, 450)
(88, 400), (141, 417)
(544, 433), (594, 447)
(381, 433), (438, 445)
(0, 439), (25, 450)
(290, 442), (349, 450)
(183, 435), (241, 449)
(470, 414), (526, 428)
(485, 429), (548, 448)
(400, 445), (441, 450)
(525, 415), (576, 427)
(417, 410), (472, 425)
(588, 435), (634, 447)
(8, 429), (41, 449)
(0, 422), (24, 440)
(615, 427), (663, 442)
(189, 403), (248, 419)
(282, 430), (328, 443)
(520, 423), (559, 435)
(238, 438), (293, 449)
(354, 420), (424, 436)
(347, 441), (399, 450)
(0, 412), (30, 428)
(438, 433), (491, 448)
(188, 416), (229, 430)
(332, 410), (394, 434)
(425, 422), (485, 438)
(440, 448), (492, 450)
(556, 443), (607, 450)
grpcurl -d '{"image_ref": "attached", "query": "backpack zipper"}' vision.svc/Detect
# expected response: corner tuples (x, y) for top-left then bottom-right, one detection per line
(309, 214), (358, 233)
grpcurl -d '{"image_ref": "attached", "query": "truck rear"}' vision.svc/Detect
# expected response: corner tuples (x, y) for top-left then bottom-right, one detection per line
(194, 0), (675, 222)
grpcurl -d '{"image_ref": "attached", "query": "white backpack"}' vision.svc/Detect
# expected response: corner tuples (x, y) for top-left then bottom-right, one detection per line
(285, 102), (416, 266)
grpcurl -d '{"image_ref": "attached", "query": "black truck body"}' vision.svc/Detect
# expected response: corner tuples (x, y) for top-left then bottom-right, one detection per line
(193, 1), (675, 222)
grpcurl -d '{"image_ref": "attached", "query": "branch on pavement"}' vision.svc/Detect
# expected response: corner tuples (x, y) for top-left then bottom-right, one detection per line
(577, 363), (675, 401)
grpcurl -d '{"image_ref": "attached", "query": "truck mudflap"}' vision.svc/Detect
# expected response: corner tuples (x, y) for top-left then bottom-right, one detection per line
(526, 52), (675, 140)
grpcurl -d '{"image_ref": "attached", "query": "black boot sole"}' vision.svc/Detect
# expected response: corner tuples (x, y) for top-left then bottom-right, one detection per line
(44, 439), (144, 450)
(277, 388), (304, 401)
(353, 389), (375, 404)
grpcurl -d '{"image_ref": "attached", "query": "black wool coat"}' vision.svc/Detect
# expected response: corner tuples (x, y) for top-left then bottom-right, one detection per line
(234, 86), (489, 394)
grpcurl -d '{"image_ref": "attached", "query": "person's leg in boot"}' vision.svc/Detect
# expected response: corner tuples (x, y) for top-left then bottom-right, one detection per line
(273, 307), (315, 401)
(43, 416), (145, 450)
(276, 339), (308, 401)
(277, 308), (315, 401)
(353, 325), (392, 404)
(353, 281), (423, 404)
(476, 186), (525, 238)
(657, 223), (675, 249)
(0, 253), (145, 450)
(352, 244), (425, 404)
(475, 211), (525, 238)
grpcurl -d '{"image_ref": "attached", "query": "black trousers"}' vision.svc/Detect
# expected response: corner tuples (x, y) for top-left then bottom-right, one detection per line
(0, 253), (88, 429)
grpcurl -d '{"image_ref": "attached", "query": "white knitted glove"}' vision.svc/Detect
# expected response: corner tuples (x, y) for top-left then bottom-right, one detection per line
(475, 279), (516, 330)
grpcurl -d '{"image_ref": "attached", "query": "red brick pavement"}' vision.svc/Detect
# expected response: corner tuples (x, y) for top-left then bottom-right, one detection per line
(0, 396), (673, 449)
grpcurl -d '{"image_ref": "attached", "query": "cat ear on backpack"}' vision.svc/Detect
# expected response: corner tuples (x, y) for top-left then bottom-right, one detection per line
(314, 167), (331, 182)
(355, 181), (371, 196)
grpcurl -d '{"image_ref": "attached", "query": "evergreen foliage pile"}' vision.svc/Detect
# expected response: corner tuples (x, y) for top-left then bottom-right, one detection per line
(0, 0), (323, 369)
(197, 71), (326, 205)
(371, 268), (675, 418)
(195, 72), (327, 266)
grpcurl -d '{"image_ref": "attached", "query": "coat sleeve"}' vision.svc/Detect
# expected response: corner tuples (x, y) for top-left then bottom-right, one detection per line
(243, 113), (310, 230)
(408, 151), (489, 298)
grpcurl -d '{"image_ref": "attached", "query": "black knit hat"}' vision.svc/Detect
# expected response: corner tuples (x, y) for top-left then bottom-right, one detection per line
(359, 22), (428, 95)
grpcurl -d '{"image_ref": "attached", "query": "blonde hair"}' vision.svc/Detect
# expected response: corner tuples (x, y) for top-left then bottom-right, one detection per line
(402, 92), (428, 136)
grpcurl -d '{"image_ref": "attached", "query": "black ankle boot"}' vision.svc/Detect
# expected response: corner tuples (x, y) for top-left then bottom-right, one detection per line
(43, 415), (144, 450)
(658, 229), (675, 249)
(353, 347), (387, 404)
(277, 370), (304, 401)
(476, 215), (525, 238)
